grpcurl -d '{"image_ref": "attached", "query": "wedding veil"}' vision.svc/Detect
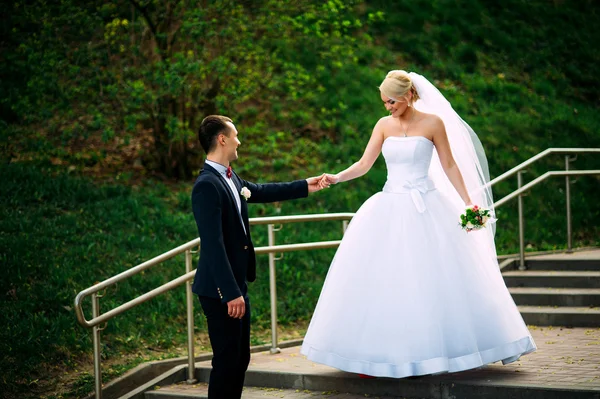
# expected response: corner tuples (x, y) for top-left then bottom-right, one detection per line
(407, 72), (497, 245)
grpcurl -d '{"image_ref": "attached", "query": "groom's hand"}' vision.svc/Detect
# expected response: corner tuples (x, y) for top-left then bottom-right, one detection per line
(227, 296), (246, 319)
(307, 174), (328, 193)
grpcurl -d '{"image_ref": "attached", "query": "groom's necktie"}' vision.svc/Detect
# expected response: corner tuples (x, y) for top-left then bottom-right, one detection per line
(226, 166), (232, 178)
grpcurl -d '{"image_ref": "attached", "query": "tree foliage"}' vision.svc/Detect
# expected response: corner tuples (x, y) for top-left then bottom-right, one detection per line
(4, 0), (372, 178)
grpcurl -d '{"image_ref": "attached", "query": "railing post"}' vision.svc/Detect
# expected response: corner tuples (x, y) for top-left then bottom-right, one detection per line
(565, 155), (573, 253)
(185, 249), (197, 384)
(268, 224), (281, 354)
(91, 292), (102, 399)
(517, 171), (526, 271)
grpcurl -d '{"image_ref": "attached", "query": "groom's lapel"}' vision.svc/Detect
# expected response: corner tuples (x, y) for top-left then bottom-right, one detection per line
(202, 164), (238, 212)
(203, 164), (248, 236)
(232, 173), (250, 233)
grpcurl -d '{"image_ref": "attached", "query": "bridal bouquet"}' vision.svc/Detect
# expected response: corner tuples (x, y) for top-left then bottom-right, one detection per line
(460, 205), (496, 232)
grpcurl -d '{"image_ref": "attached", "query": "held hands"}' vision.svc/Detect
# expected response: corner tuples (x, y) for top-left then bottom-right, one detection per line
(227, 296), (246, 319)
(306, 174), (326, 193)
(306, 173), (328, 192)
(306, 173), (340, 193)
(318, 173), (339, 189)
(316, 173), (339, 190)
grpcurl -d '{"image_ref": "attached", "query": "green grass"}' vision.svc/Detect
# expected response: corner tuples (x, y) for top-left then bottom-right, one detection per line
(0, 162), (197, 397)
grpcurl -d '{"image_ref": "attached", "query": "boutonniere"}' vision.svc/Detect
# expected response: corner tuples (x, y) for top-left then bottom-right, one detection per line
(240, 187), (251, 201)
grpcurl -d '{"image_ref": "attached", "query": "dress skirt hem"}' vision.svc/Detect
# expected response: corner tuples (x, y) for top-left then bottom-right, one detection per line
(300, 335), (536, 379)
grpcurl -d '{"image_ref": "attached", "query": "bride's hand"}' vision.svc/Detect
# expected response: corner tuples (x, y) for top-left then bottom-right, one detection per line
(317, 173), (338, 189)
(323, 173), (340, 185)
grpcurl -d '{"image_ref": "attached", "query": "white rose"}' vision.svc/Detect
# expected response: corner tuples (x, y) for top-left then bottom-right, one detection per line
(240, 187), (251, 200)
(466, 222), (474, 229)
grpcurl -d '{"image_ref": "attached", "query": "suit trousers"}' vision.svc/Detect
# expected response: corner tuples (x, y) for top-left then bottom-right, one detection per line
(198, 295), (251, 399)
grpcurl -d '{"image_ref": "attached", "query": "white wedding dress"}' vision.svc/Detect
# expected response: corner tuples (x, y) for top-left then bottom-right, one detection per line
(301, 135), (536, 378)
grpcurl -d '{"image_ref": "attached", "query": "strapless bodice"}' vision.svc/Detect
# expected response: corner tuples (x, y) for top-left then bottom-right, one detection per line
(381, 136), (435, 213)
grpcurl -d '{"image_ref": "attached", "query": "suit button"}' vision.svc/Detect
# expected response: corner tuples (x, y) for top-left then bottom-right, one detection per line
(243, 245), (248, 250)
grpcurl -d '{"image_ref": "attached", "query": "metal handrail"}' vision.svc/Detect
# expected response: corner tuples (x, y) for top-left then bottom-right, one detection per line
(74, 240), (348, 329)
(494, 170), (600, 207)
(248, 212), (355, 225)
(487, 148), (600, 270)
(78, 270), (196, 329)
(74, 240), (199, 327)
(74, 212), (355, 328)
(486, 148), (600, 188)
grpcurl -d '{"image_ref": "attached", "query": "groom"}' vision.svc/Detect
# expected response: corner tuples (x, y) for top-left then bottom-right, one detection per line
(191, 115), (326, 398)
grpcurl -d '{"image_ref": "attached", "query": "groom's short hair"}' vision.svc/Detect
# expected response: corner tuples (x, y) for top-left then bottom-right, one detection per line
(198, 115), (233, 154)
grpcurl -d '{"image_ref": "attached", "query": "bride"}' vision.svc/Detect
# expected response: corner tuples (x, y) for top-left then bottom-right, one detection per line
(303, 70), (536, 378)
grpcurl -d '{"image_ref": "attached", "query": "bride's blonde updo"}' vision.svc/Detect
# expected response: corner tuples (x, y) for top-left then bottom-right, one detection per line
(379, 70), (420, 104)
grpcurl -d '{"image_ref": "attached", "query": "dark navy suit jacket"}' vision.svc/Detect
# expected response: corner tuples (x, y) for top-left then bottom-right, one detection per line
(191, 163), (308, 302)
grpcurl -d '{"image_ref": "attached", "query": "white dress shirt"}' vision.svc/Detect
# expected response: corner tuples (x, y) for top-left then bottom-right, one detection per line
(205, 160), (246, 235)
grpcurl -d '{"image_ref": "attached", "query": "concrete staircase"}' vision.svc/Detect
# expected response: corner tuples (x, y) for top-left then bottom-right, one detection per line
(502, 254), (600, 327)
(99, 250), (600, 399)
(138, 325), (600, 399)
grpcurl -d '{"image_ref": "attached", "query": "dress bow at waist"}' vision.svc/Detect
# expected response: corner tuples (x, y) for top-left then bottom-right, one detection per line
(382, 178), (436, 213)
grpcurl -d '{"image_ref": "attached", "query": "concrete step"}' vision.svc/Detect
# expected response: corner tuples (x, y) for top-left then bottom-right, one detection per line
(139, 328), (600, 399)
(145, 375), (600, 399)
(509, 287), (600, 307)
(502, 271), (600, 288)
(145, 383), (423, 398)
(146, 389), (207, 399)
(524, 259), (600, 271)
(518, 305), (600, 327)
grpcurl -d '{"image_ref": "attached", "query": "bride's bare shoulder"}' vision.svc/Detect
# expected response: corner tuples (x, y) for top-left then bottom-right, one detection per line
(419, 112), (444, 129)
(377, 115), (394, 124)
(418, 111), (442, 122)
(375, 115), (395, 129)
